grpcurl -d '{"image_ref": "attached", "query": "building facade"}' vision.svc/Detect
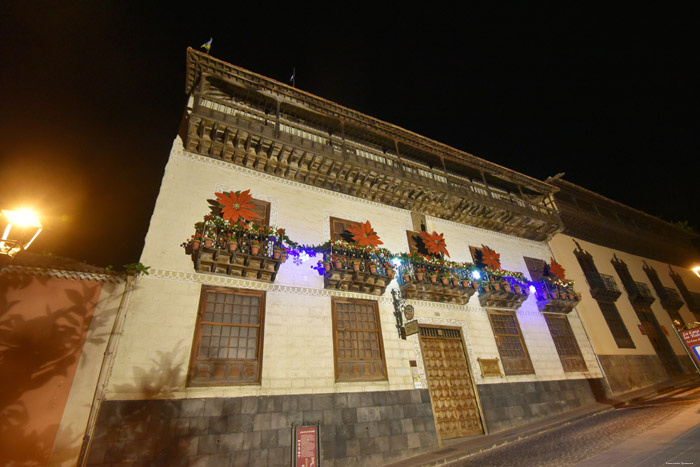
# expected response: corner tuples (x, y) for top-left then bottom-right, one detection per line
(548, 179), (700, 394)
(83, 49), (698, 466)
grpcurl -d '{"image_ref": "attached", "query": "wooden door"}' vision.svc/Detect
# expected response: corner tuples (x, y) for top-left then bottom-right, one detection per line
(419, 326), (484, 439)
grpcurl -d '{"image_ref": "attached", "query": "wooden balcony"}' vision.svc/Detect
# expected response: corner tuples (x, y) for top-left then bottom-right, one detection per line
(323, 265), (392, 296)
(478, 280), (529, 310)
(589, 274), (622, 302)
(533, 279), (581, 314)
(399, 277), (477, 305)
(183, 49), (563, 243)
(191, 245), (282, 282)
(629, 281), (656, 306)
(659, 287), (685, 312)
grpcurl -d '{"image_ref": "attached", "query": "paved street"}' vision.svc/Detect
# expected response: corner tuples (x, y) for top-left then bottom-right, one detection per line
(445, 385), (700, 467)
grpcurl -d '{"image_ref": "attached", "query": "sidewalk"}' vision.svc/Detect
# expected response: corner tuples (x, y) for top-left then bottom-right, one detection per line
(385, 377), (700, 467)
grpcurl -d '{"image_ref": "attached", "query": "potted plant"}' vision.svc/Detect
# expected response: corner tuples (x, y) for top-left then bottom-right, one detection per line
(352, 258), (362, 272)
(273, 245), (283, 259)
(369, 262), (377, 274)
(203, 232), (215, 248)
(250, 239), (261, 255)
(323, 260), (331, 272)
(440, 272), (450, 285)
(429, 272), (438, 284)
(227, 233), (238, 252)
(415, 267), (425, 281)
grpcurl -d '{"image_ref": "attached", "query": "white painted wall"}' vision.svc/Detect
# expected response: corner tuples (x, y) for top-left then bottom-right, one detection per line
(105, 142), (603, 401)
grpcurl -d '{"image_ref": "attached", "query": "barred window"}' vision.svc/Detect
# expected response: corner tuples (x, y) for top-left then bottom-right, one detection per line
(488, 311), (535, 375)
(332, 297), (387, 382)
(544, 314), (588, 372)
(188, 286), (265, 385)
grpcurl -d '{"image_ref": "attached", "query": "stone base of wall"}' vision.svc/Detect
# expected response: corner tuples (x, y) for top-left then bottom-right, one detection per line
(477, 378), (604, 433)
(597, 354), (669, 395)
(86, 390), (438, 467)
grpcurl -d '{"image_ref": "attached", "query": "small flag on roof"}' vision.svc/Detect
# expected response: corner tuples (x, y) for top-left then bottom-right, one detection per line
(201, 38), (212, 54)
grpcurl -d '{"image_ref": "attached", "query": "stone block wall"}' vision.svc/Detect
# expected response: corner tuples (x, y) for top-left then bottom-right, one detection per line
(477, 378), (604, 433)
(597, 354), (668, 394)
(86, 389), (437, 467)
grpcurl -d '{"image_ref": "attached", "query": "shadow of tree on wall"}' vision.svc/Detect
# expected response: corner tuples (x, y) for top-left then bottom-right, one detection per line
(87, 346), (195, 465)
(0, 272), (108, 466)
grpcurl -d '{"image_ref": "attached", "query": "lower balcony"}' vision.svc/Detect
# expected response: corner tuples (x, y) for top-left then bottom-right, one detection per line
(477, 278), (529, 310)
(532, 279), (581, 314)
(323, 261), (392, 296)
(399, 276), (477, 305)
(397, 259), (478, 305)
(187, 239), (284, 282)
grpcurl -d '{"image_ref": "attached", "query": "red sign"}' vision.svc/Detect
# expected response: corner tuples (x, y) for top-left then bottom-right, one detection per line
(679, 328), (700, 368)
(294, 426), (319, 467)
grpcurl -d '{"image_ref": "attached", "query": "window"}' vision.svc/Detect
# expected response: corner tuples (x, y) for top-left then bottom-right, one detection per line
(544, 314), (587, 372)
(487, 311), (535, 375)
(332, 297), (387, 382)
(248, 199), (270, 226)
(523, 256), (547, 282)
(188, 286), (266, 385)
(330, 216), (361, 242)
(598, 301), (635, 348)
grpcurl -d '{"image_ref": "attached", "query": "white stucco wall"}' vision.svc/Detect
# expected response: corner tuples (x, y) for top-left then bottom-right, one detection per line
(105, 141), (603, 401)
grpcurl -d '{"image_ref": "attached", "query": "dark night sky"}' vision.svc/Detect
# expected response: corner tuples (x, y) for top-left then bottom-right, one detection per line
(1, 4), (699, 268)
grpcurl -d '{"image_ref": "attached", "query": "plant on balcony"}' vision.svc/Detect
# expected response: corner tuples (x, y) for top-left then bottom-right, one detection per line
(184, 189), (296, 281)
(419, 230), (450, 257)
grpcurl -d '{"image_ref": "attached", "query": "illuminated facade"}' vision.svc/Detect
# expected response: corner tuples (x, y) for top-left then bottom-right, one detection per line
(82, 49), (698, 466)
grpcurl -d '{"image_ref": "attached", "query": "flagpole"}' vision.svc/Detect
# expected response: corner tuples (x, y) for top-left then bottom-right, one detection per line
(292, 67), (296, 88)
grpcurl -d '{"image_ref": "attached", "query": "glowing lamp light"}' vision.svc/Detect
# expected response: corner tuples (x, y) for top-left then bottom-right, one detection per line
(693, 266), (700, 278)
(472, 270), (481, 280)
(0, 208), (43, 258)
(529, 285), (537, 294)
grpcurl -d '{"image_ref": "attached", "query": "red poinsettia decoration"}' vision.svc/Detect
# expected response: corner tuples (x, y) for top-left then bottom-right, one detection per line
(420, 231), (450, 257)
(549, 257), (566, 280)
(481, 244), (501, 269)
(347, 221), (383, 247)
(215, 190), (257, 222)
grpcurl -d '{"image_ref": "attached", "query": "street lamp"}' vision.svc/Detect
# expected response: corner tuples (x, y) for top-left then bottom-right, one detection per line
(0, 208), (43, 258)
(693, 266), (700, 278)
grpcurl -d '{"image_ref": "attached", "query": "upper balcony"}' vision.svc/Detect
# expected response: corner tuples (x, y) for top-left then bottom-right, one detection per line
(659, 287), (685, 312)
(589, 274), (622, 303)
(629, 281), (656, 306)
(183, 49), (563, 242)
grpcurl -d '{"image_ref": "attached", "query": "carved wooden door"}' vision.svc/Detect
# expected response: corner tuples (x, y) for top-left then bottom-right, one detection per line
(419, 326), (483, 439)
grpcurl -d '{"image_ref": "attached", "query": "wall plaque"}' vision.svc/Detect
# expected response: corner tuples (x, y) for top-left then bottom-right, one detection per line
(293, 425), (320, 467)
(404, 320), (419, 337)
(477, 358), (503, 378)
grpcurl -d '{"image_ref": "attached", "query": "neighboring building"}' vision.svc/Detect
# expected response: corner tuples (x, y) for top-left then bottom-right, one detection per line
(548, 179), (700, 394)
(83, 49), (698, 466)
(0, 254), (128, 467)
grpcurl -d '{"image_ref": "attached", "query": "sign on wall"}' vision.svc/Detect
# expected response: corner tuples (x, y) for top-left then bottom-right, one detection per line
(293, 425), (320, 467)
(679, 327), (700, 369)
